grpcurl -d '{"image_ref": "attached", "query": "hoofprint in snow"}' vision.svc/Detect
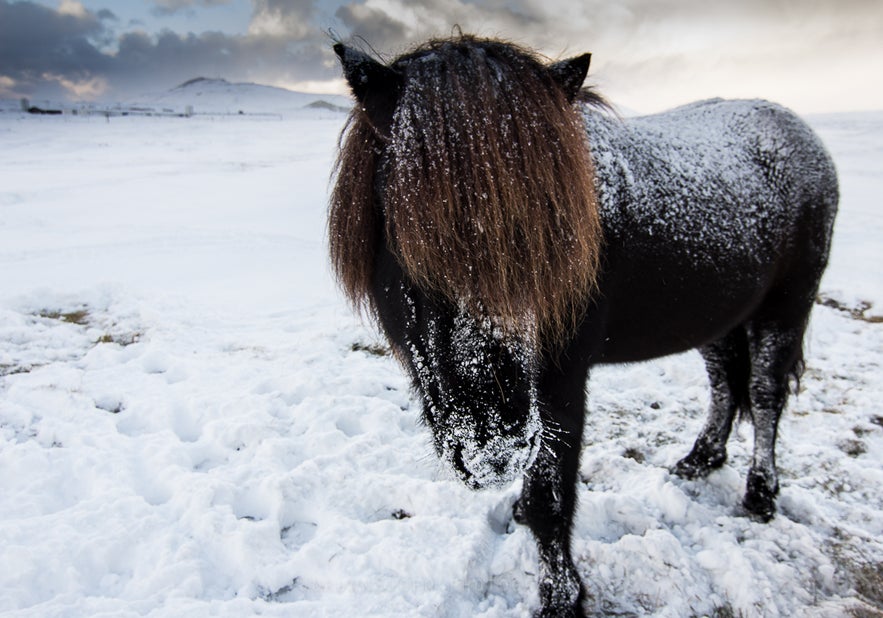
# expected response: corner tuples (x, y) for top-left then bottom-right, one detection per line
(0, 106), (881, 617)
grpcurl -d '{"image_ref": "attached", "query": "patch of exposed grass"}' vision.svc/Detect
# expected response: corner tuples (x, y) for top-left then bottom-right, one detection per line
(839, 439), (868, 458)
(829, 535), (883, 612)
(816, 295), (883, 324)
(622, 446), (645, 463)
(853, 560), (883, 609)
(36, 308), (90, 325)
(96, 332), (140, 347)
(688, 602), (743, 618)
(259, 578), (300, 602)
(0, 363), (33, 377)
(36, 307), (141, 347)
(848, 606), (883, 618)
(351, 341), (390, 357)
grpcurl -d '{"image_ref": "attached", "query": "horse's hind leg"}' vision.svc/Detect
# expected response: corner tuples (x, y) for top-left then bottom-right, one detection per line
(741, 317), (807, 521)
(673, 327), (749, 480)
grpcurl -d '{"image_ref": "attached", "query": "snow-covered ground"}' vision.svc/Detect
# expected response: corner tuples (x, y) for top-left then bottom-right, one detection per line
(0, 102), (881, 617)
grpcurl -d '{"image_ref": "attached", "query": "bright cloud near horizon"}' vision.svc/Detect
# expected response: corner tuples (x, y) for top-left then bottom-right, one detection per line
(0, 0), (880, 114)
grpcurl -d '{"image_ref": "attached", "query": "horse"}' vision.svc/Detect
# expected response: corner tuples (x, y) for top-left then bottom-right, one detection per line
(329, 35), (838, 617)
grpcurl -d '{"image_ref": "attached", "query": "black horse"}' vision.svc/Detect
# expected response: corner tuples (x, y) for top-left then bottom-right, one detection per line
(329, 35), (838, 617)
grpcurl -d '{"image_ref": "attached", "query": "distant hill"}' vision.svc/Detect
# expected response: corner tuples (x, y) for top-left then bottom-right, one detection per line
(143, 77), (352, 115)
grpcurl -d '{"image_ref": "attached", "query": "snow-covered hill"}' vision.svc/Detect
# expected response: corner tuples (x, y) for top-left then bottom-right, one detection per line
(142, 77), (352, 115)
(1, 78), (352, 118)
(0, 109), (880, 617)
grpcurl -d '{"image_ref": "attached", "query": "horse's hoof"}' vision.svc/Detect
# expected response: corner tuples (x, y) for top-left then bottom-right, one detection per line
(742, 496), (776, 522)
(532, 606), (583, 618)
(671, 447), (726, 480)
(533, 568), (586, 618)
(532, 594), (585, 618)
(742, 469), (778, 522)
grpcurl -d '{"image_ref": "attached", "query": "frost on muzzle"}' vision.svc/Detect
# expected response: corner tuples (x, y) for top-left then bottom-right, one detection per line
(407, 306), (543, 489)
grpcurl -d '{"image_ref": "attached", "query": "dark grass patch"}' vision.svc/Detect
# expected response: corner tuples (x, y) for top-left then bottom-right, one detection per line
(839, 439), (868, 458)
(36, 307), (141, 347)
(691, 605), (741, 618)
(351, 341), (391, 357)
(829, 536), (883, 612)
(96, 332), (141, 347)
(622, 447), (645, 464)
(259, 578), (300, 602)
(853, 603), (883, 617)
(853, 560), (883, 609)
(0, 363), (34, 377)
(817, 295), (883, 324)
(36, 308), (91, 325)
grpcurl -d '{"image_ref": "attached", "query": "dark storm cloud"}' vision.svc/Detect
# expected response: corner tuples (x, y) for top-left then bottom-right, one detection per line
(0, 0), (330, 99)
(334, 4), (408, 52)
(0, 1), (114, 85)
(0, 0), (880, 110)
(107, 28), (328, 93)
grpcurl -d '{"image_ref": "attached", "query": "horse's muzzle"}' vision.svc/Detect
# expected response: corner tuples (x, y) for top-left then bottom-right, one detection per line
(446, 429), (541, 490)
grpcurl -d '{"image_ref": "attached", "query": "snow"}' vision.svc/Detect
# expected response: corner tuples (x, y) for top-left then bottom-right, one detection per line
(1, 100), (882, 617)
(140, 78), (352, 116)
(583, 99), (837, 278)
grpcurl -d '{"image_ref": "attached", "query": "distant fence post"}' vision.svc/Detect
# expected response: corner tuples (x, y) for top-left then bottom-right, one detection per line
(20, 98), (29, 112)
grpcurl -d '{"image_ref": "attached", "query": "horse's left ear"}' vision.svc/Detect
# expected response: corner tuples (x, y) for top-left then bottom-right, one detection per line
(334, 43), (403, 136)
(549, 53), (592, 102)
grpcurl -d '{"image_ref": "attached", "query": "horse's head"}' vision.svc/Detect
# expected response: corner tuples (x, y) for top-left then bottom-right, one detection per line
(329, 35), (601, 487)
(397, 285), (543, 489)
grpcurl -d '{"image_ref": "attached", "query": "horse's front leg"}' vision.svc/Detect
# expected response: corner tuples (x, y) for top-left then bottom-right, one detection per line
(514, 377), (587, 617)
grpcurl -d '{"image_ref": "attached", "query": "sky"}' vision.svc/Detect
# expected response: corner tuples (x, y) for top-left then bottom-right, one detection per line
(1, 0), (881, 114)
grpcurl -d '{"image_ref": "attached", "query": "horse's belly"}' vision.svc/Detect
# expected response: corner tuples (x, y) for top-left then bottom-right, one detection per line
(592, 255), (772, 364)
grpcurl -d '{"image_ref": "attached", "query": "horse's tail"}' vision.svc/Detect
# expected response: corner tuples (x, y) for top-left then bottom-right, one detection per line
(730, 327), (753, 424)
(737, 332), (806, 425)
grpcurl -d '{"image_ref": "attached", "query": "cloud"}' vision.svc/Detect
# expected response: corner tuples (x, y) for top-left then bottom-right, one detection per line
(0, 0), (331, 100)
(248, 0), (317, 39)
(42, 71), (109, 98)
(332, 0), (543, 56)
(0, 0), (880, 112)
(152, 1), (233, 16)
(326, 0), (883, 112)
(0, 0), (113, 97)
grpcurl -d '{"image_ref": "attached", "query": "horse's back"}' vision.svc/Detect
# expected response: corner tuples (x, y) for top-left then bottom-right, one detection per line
(583, 99), (838, 363)
(586, 99), (837, 244)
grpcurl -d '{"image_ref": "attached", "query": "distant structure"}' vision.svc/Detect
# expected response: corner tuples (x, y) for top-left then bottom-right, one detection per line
(10, 77), (349, 119)
(26, 104), (62, 115)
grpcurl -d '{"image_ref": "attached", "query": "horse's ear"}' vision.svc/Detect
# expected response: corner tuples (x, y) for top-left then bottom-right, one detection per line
(549, 53), (591, 102)
(334, 43), (402, 136)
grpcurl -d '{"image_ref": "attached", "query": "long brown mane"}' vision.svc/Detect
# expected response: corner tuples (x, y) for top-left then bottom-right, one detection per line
(330, 35), (602, 345)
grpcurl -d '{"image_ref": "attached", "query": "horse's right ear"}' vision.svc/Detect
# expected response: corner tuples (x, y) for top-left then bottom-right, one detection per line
(548, 53), (591, 102)
(334, 43), (402, 136)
